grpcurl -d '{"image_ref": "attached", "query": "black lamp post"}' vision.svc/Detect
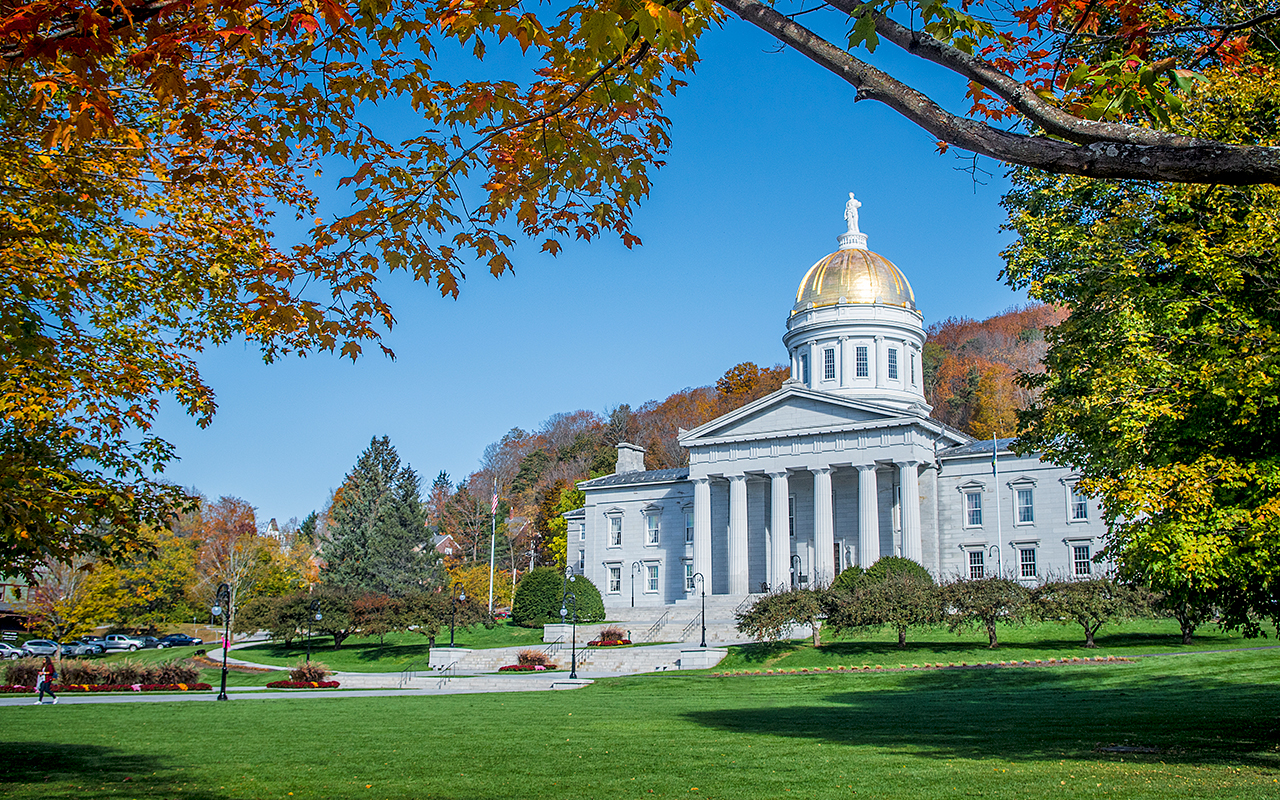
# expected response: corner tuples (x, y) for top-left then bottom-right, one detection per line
(693, 572), (706, 648)
(212, 582), (231, 701)
(630, 561), (641, 608)
(306, 599), (321, 663)
(449, 582), (466, 648)
(560, 592), (578, 679)
(791, 554), (804, 588)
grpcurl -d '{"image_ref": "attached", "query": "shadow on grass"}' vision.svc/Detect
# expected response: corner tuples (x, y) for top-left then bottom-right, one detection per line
(238, 639), (433, 664)
(2, 742), (225, 800)
(684, 668), (1280, 768)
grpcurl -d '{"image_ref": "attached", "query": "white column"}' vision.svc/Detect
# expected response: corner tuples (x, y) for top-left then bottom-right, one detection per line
(807, 340), (820, 386)
(812, 467), (835, 588)
(839, 337), (851, 387)
(875, 335), (886, 388)
(727, 474), (749, 595)
(790, 349), (799, 381)
(857, 464), (879, 568)
(898, 461), (922, 564)
(693, 477), (712, 593)
(768, 471), (791, 591)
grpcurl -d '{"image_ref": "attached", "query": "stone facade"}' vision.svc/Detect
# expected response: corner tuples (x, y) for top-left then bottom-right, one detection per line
(569, 199), (1109, 611)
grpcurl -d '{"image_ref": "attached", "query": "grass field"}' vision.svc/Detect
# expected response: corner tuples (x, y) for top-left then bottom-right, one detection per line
(228, 623), (546, 673)
(3, 645), (1279, 799)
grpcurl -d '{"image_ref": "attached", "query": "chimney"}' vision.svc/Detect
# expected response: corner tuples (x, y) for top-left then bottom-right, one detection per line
(615, 442), (646, 474)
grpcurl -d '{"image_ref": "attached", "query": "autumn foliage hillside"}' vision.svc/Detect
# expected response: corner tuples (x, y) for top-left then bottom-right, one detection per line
(923, 304), (1067, 438)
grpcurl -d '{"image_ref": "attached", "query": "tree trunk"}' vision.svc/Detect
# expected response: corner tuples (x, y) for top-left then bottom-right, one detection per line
(1178, 614), (1196, 645)
(898, 627), (907, 648)
(985, 620), (999, 649)
(1084, 625), (1098, 648)
(811, 618), (822, 647)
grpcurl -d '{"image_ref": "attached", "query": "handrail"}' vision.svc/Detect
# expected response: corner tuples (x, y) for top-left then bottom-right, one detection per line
(398, 658), (433, 688)
(541, 636), (565, 658)
(680, 611), (702, 641)
(733, 595), (757, 616)
(435, 663), (455, 689)
(640, 611), (670, 642)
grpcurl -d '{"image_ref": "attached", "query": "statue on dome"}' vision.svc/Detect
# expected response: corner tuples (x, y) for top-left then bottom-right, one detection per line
(844, 192), (862, 235)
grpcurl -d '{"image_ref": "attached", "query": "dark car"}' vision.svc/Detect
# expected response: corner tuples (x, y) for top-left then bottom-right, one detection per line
(159, 633), (203, 647)
(138, 636), (171, 649)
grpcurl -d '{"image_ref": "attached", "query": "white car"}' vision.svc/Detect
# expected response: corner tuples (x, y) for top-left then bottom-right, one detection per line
(103, 634), (145, 652)
(0, 642), (22, 660)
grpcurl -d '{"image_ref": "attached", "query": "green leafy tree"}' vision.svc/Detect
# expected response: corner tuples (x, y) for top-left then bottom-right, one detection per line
(1154, 585), (1217, 646)
(1033, 578), (1150, 648)
(89, 525), (199, 629)
(512, 568), (604, 627)
(1002, 65), (1280, 635)
(941, 577), (1030, 649)
(310, 584), (359, 650)
(736, 588), (825, 646)
(353, 593), (405, 645)
(826, 564), (939, 648)
(322, 437), (438, 595)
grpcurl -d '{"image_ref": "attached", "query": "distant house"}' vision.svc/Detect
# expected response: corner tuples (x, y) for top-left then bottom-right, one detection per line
(433, 533), (460, 558)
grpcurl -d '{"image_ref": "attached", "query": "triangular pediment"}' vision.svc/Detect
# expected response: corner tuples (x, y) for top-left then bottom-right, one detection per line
(679, 387), (919, 445)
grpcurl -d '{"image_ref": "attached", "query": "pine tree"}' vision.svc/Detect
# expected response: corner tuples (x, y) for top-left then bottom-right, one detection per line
(322, 437), (438, 594)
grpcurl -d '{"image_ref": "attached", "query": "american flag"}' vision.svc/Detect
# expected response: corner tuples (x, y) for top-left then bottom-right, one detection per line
(491, 484), (498, 514)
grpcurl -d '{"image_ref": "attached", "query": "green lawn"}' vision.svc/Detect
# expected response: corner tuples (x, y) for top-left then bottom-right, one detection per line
(719, 619), (1280, 671)
(228, 623), (546, 673)
(2, 647), (1279, 799)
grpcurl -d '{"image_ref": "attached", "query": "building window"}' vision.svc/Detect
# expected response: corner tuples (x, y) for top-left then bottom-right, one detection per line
(646, 514), (660, 545)
(1016, 488), (1035, 524)
(965, 491), (983, 526)
(579, 523), (586, 541)
(968, 550), (985, 579)
(1019, 547), (1036, 578)
(1069, 484), (1089, 521)
(685, 562), (695, 591)
(608, 566), (622, 593)
(800, 353), (809, 384)
(888, 348), (899, 379)
(684, 511), (694, 544)
(856, 346), (869, 377)
(609, 515), (622, 547)
(910, 353), (917, 386)
(1073, 545), (1092, 576)
(788, 494), (796, 538)
(824, 348), (836, 380)
(577, 550), (585, 572)
(645, 564), (659, 593)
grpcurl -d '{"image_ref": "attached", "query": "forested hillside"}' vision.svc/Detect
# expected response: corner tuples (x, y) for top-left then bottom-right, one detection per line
(430, 303), (1064, 570)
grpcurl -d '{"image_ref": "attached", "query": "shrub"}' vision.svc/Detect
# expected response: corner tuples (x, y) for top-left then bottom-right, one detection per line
(516, 649), (553, 667)
(154, 661), (201, 685)
(265, 679), (340, 689)
(511, 568), (605, 627)
(289, 660), (332, 682)
(60, 660), (111, 686)
(598, 625), (627, 642)
(830, 565), (866, 593)
(108, 660), (155, 686)
(4, 658), (39, 687)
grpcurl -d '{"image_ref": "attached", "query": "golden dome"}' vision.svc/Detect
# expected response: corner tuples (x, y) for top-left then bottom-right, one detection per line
(793, 248), (916, 314)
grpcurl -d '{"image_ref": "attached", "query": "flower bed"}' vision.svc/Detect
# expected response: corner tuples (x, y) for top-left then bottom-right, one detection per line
(1, 683), (212, 693)
(265, 680), (341, 689)
(710, 656), (1134, 677)
(587, 639), (631, 647)
(497, 664), (557, 672)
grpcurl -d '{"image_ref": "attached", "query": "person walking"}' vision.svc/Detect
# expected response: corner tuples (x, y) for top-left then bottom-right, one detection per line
(35, 656), (57, 705)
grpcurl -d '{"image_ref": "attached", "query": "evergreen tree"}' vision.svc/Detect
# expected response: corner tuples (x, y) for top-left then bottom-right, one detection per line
(322, 436), (438, 595)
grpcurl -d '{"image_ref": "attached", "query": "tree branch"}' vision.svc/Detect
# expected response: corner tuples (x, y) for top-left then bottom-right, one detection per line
(716, 0), (1280, 184)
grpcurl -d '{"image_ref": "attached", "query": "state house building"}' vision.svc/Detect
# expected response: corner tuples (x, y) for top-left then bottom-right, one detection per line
(565, 196), (1108, 611)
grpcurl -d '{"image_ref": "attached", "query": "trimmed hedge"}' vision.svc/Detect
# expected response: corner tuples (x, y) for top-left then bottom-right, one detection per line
(1, 683), (212, 693)
(498, 664), (556, 672)
(511, 568), (605, 627)
(265, 680), (340, 689)
(831, 557), (933, 593)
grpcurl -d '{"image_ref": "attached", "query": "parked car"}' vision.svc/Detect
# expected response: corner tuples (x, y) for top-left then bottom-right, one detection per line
(61, 640), (104, 657)
(159, 633), (202, 647)
(103, 634), (145, 652)
(20, 639), (59, 657)
(138, 636), (170, 649)
(0, 642), (23, 660)
(82, 635), (108, 648)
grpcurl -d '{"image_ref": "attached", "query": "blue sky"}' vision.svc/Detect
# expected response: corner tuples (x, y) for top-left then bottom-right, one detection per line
(151, 11), (1026, 525)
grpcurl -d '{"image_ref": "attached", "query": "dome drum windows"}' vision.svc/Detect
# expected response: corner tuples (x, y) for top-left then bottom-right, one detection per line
(855, 345), (869, 378)
(824, 347), (837, 381)
(888, 347), (899, 381)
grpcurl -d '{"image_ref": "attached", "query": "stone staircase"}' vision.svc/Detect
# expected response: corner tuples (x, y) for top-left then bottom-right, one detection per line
(608, 593), (765, 644)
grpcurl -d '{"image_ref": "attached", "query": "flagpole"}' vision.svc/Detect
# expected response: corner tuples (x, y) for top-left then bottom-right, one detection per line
(993, 432), (1002, 578)
(488, 478), (497, 614)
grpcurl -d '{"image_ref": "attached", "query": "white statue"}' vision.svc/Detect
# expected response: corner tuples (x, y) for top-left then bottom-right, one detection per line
(844, 192), (862, 235)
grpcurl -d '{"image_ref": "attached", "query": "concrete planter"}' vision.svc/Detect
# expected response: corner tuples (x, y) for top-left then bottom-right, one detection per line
(428, 647), (472, 670)
(679, 648), (728, 670)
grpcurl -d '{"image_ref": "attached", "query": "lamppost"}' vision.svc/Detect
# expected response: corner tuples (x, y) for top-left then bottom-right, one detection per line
(449, 582), (466, 648)
(559, 592), (578, 679)
(211, 582), (231, 701)
(989, 545), (1002, 579)
(630, 561), (642, 608)
(306, 599), (321, 664)
(791, 554), (802, 589)
(692, 572), (707, 648)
